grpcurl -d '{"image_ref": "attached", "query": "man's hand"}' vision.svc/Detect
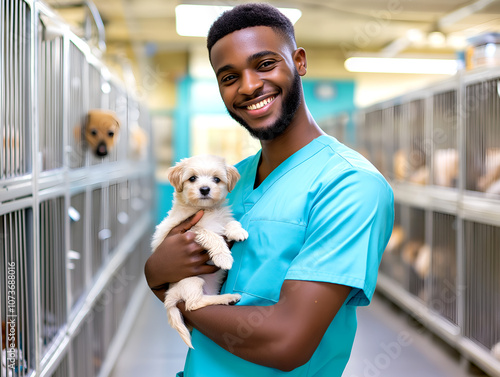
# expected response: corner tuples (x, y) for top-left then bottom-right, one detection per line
(144, 211), (219, 301)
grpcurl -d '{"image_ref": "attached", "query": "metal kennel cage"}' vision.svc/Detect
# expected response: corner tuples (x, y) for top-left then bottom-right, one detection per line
(360, 68), (500, 375)
(1, 0), (32, 181)
(1, 1), (156, 376)
(465, 75), (500, 196)
(431, 89), (459, 188)
(0, 207), (36, 377)
(464, 221), (500, 356)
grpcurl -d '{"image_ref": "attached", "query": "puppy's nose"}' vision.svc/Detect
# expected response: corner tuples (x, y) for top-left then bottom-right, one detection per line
(200, 186), (210, 196)
(96, 141), (108, 156)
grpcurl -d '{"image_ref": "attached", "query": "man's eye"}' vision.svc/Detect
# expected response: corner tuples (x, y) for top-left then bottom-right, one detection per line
(189, 176), (197, 182)
(213, 177), (221, 183)
(259, 60), (275, 69)
(221, 74), (237, 83)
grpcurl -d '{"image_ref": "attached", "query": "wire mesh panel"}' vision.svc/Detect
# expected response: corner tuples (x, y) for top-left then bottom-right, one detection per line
(408, 100), (428, 185)
(69, 191), (86, 308)
(70, 320), (92, 377)
(88, 65), (104, 167)
(38, 19), (64, 172)
(91, 293), (108, 376)
(432, 90), (458, 188)
(380, 203), (406, 284)
(91, 187), (104, 275)
(67, 42), (87, 169)
(430, 212), (458, 325)
(108, 182), (130, 255)
(392, 104), (405, 181)
(363, 109), (384, 174)
(404, 207), (427, 300)
(0, 209), (34, 376)
(465, 77), (500, 196)
(107, 83), (128, 163)
(39, 197), (67, 355)
(48, 353), (69, 377)
(91, 186), (111, 275)
(1, 0), (31, 180)
(464, 221), (500, 355)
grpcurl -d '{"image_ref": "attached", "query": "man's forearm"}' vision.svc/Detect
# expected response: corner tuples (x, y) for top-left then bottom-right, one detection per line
(180, 280), (351, 372)
(180, 302), (293, 370)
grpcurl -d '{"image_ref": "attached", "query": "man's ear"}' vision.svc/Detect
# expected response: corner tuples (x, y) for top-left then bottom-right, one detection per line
(226, 165), (240, 192)
(293, 47), (307, 76)
(167, 164), (185, 192)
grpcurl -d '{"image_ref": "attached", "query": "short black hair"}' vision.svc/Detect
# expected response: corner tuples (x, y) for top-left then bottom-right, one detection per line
(207, 3), (296, 58)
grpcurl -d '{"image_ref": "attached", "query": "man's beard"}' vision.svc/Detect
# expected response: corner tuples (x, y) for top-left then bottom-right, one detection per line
(227, 70), (302, 141)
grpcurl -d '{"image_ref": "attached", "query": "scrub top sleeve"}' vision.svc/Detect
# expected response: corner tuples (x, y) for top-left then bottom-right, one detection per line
(285, 168), (394, 306)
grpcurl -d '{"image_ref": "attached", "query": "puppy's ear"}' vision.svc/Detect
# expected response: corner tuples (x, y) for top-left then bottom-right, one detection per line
(226, 165), (240, 192)
(167, 164), (185, 192)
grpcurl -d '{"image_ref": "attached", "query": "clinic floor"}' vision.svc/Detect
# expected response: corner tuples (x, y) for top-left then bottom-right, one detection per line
(110, 281), (488, 377)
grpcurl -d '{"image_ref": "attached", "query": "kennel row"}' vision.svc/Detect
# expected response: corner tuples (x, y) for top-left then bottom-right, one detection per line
(1, 1), (155, 377)
(2, 0), (150, 194)
(354, 67), (500, 376)
(357, 67), (500, 199)
(0, 175), (154, 377)
(379, 203), (500, 375)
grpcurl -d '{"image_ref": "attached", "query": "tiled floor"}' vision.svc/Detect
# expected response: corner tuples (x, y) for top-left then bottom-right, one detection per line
(111, 281), (485, 377)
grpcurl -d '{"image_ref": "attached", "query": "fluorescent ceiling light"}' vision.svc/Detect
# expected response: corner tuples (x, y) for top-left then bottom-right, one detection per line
(344, 57), (458, 75)
(175, 4), (302, 37)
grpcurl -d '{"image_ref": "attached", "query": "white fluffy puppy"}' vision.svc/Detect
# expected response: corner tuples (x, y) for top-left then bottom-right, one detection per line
(151, 155), (248, 349)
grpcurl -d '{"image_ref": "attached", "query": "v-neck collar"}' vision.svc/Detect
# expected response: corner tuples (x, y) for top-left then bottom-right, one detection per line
(242, 135), (332, 211)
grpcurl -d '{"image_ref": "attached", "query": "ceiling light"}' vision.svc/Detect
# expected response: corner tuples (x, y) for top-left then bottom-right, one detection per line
(175, 4), (302, 37)
(344, 57), (458, 75)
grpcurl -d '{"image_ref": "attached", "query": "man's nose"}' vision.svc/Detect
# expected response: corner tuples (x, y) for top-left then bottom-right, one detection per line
(238, 70), (263, 96)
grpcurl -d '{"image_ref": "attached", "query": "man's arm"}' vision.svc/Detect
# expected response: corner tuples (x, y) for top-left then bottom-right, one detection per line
(180, 279), (351, 372)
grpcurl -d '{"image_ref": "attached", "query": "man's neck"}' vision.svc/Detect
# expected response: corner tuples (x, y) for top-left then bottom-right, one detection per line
(254, 108), (325, 187)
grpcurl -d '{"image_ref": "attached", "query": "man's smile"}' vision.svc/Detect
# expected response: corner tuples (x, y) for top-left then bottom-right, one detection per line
(246, 96), (276, 110)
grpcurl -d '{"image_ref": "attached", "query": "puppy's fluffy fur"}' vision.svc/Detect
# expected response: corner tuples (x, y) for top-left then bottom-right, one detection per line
(151, 155), (248, 348)
(84, 109), (120, 157)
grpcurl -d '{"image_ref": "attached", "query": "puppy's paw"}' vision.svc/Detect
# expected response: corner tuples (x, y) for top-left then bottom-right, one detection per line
(211, 253), (233, 270)
(225, 221), (249, 242)
(225, 293), (241, 305)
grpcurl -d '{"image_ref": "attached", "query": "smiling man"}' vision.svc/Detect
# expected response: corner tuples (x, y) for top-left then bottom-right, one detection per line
(144, 3), (394, 376)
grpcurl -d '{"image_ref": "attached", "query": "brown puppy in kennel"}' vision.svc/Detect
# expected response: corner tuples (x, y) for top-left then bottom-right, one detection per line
(74, 109), (121, 157)
(84, 109), (120, 157)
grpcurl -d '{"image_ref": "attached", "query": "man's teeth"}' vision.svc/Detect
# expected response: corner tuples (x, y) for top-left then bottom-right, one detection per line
(247, 97), (274, 110)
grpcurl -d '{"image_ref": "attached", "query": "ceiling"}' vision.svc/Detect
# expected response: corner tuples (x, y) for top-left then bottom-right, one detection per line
(44, 0), (500, 58)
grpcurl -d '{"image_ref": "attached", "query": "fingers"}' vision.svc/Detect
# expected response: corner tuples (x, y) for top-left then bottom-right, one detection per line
(194, 263), (220, 276)
(169, 210), (205, 235)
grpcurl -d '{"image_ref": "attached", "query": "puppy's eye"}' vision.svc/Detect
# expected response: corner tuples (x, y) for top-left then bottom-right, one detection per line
(213, 177), (221, 183)
(90, 129), (98, 136)
(108, 131), (115, 138)
(188, 176), (197, 182)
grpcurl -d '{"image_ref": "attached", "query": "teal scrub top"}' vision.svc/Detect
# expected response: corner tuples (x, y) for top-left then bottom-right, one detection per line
(177, 135), (394, 377)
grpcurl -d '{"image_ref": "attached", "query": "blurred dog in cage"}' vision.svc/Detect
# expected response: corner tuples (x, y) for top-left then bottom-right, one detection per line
(74, 109), (120, 157)
(151, 155), (248, 349)
(2, 125), (21, 175)
(477, 148), (500, 195)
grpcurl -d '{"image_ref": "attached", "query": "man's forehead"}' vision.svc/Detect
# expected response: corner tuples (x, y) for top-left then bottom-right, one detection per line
(210, 26), (292, 67)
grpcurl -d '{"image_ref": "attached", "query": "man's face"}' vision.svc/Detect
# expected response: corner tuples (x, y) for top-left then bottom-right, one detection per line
(210, 26), (304, 140)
